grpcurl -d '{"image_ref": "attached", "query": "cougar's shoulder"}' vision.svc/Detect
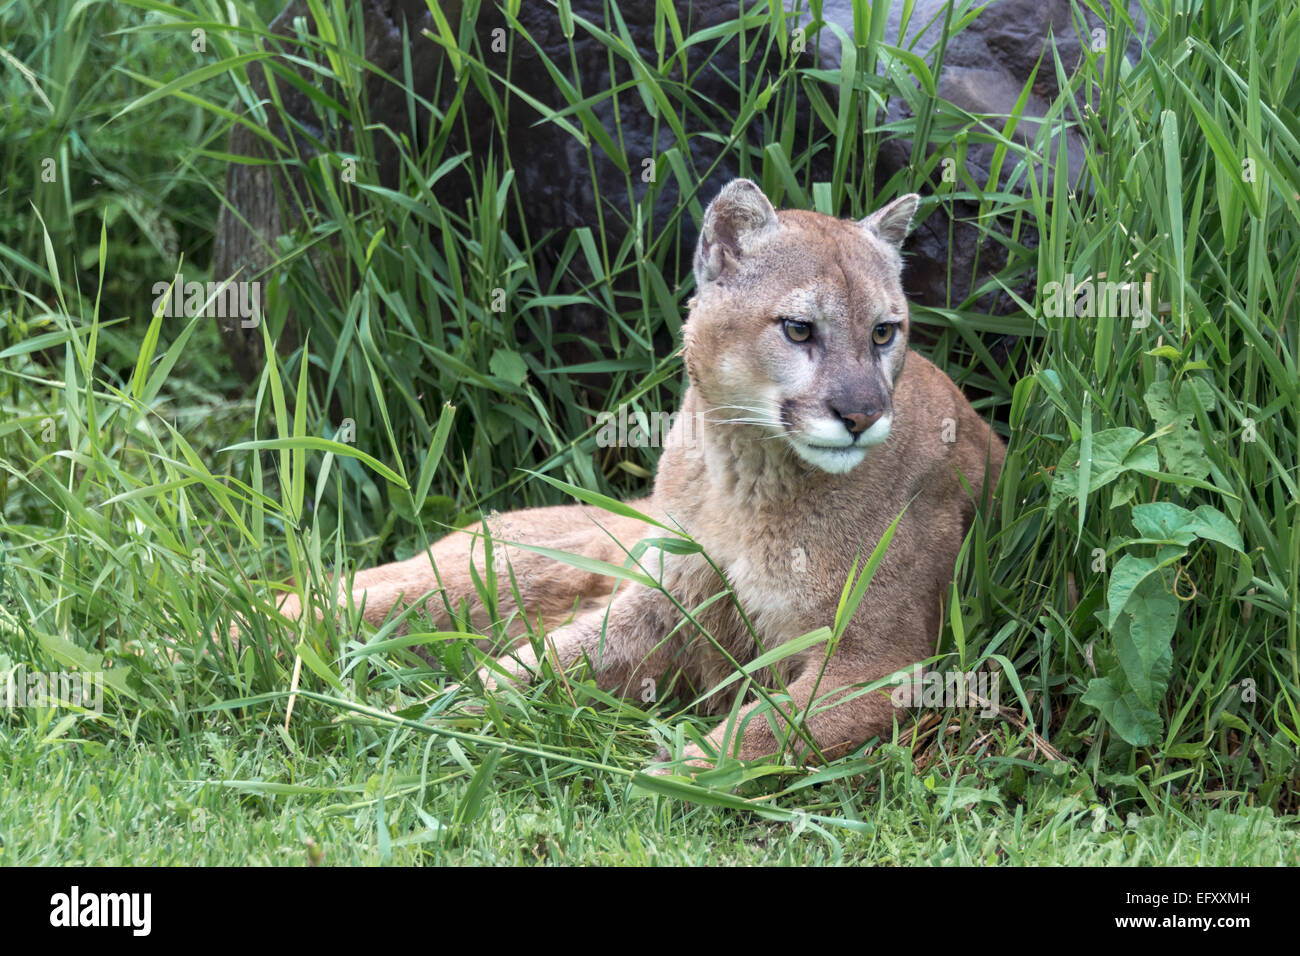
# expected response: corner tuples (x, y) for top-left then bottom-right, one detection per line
(889, 349), (1005, 518)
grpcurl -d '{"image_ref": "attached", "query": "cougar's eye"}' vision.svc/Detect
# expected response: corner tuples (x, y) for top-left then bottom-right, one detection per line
(783, 319), (812, 343)
(872, 322), (896, 347)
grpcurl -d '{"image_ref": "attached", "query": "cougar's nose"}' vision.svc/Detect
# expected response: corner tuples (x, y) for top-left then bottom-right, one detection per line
(836, 410), (883, 435)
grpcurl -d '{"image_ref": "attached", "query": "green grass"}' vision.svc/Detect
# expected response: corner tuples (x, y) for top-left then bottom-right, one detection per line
(0, 0), (1297, 863)
(3, 723), (1296, 865)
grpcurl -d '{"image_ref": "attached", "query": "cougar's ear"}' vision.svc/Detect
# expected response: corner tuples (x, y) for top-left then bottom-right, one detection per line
(694, 178), (779, 284)
(859, 193), (921, 251)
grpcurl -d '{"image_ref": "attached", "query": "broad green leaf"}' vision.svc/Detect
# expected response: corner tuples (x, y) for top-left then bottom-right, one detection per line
(1131, 501), (1201, 545)
(1187, 505), (1246, 553)
(1111, 576), (1178, 706)
(1131, 502), (1245, 553)
(1049, 427), (1159, 512)
(1143, 379), (1217, 480)
(1082, 675), (1163, 746)
(489, 348), (528, 387)
(1107, 553), (1176, 630)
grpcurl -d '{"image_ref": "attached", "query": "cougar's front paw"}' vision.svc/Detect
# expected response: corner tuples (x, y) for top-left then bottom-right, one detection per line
(645, 743), (715, 777)
(474, 660), (530, 696)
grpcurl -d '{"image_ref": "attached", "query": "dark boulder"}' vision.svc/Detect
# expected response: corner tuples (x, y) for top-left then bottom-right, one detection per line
(212, 0), (1124, 379)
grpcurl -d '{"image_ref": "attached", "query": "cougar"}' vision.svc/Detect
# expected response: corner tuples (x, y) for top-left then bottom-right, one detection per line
(273, 179), (1005, 772)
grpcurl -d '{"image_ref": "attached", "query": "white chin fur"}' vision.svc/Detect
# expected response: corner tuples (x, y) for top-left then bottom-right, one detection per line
(789, 441), (870, 474)
(789, 414), (893, 474)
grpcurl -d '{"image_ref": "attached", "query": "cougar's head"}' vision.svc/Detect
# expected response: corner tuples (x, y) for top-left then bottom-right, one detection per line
(684, 178), (920, 475)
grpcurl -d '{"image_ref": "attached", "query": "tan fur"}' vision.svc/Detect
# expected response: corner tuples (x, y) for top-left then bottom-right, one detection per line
(272, 179), (1006, 771)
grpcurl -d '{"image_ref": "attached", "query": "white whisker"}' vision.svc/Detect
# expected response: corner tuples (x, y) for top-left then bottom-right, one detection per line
(703, 417), (774, 427)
